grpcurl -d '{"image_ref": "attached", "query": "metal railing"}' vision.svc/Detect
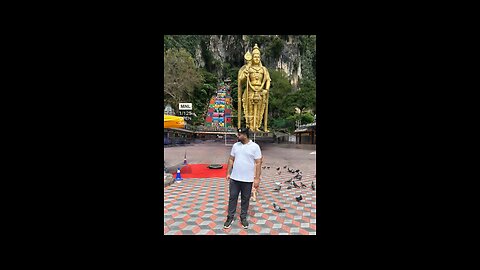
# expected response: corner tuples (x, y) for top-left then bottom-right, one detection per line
(195, 126), (236, 132)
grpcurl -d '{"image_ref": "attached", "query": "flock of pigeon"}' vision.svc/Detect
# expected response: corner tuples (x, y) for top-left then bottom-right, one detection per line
(261, 165), (316, 213)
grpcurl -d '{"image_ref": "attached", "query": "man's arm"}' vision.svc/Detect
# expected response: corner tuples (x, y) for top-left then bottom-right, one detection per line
(253, 157), (262, 188)
(226, 155), (235, 181)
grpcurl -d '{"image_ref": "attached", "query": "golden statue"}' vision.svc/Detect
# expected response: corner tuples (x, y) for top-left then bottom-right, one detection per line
(237, 44), (271, 132)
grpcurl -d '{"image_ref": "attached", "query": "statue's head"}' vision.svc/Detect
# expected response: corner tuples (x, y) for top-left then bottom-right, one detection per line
(252, 44), (262, 66)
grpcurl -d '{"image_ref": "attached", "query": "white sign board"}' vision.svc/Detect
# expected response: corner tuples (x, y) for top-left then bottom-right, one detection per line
(179, 103), (192, 110)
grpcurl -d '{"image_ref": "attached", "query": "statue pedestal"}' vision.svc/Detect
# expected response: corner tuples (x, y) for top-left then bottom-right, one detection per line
(251, 131), (275, 143)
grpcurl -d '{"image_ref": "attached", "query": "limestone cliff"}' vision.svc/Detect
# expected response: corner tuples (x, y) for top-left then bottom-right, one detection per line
(164, 35), (316, 89)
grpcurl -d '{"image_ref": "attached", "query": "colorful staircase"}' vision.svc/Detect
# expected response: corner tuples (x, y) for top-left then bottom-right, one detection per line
(204, 83), (233, 128)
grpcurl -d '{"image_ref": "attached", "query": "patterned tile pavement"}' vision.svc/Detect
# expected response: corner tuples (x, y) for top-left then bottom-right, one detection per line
(164, 143), (317, 235)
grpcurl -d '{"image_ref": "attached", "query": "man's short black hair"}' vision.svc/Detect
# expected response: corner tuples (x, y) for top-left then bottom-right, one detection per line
(237, 127), (250, 138)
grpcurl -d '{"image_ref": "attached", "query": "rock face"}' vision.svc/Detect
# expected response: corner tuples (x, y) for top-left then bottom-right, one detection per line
(276, 42), (302, 87)
(166, 35), (316, 88)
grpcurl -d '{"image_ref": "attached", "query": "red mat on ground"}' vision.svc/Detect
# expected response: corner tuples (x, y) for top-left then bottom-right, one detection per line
(171, 164), (227, 179)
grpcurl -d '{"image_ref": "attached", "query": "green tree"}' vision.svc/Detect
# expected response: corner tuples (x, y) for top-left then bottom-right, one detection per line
(266, 36), (284, 60)
(225, 67), (239, 111)
(300, 112), (315, 123)
(269, 70), (295, 119)
(164, 48), (203, 114)
(267, 70), (299, 131)
(291, 78), (316, 113)
(191, 69), (218, 125)
(299, 35), (316, 82)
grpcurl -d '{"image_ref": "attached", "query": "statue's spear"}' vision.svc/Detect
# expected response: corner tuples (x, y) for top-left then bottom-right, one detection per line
(243, 51), (252, 129)
(238, 51), (252, 129)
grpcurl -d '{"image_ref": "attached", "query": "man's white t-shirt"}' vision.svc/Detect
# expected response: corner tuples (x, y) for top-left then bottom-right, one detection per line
(230, 140), (262, 182)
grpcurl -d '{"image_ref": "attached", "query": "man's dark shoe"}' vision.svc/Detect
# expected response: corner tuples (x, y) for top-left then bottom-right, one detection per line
(223, 216), (234, 229)
(240, 218), (249, 229)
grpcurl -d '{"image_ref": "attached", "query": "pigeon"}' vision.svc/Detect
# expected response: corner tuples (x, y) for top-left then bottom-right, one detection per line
(262, 166), (266, 169)
(273, 182), (281, 191)
(276, 167), (280, 171)
(287, 186), (292, 189)
(295, 169), (300, 173)
(311, 181), (315, 190)
(284, 178), (293, 184)
(267, 166), (270, 169)
(295, 195), (303, 202)
(292, 180), (300, 188)
(300, 182), (307, 188)
(273, 203), (285, 212)
(277, 171), (281, 175)
(283, 165), (287, 169)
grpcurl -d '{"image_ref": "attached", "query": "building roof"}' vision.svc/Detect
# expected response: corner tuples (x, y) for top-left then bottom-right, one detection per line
(294, 122), (316, 133)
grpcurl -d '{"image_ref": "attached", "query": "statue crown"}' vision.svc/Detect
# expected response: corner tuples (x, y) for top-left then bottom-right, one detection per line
(252, 44), (260, 55)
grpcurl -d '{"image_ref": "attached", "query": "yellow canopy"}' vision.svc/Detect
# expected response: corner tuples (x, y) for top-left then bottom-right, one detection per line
(164, 115), (185, 129)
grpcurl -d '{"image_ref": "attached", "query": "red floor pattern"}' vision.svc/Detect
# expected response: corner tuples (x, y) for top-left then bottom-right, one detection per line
(171, 164), (227, 179)
(164, 166), (317, 235)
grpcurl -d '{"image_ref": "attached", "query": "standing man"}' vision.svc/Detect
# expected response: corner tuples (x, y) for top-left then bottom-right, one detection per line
(224, 127), (262, 229)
